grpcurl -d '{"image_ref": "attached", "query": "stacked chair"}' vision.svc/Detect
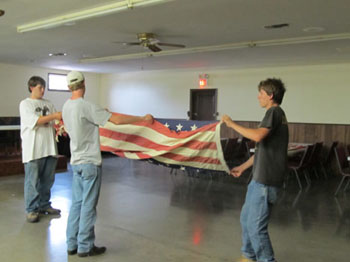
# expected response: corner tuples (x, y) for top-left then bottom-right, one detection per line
(334, 145), (350, 196)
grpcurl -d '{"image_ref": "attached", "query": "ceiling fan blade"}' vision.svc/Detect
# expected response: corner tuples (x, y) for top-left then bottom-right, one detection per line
(148, 44), (162, 52)
(112, 41), (141, 45)
(158, 43), (185, 48)
(122, 42), (141, 46)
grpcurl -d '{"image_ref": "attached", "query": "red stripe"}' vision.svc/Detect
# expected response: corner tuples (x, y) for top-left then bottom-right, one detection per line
(100, 129), (217, 151)
(101, 144), (219, 164)
(185, 139), (217, 150)
(135, 152), (152, 159)
(100, 145), (126, 157)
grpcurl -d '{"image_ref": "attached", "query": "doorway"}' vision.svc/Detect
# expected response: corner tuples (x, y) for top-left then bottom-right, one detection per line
(189, 89), (218, 120)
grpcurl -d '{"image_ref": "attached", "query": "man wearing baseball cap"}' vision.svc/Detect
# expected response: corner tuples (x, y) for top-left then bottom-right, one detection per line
(63, 71), (153, 257)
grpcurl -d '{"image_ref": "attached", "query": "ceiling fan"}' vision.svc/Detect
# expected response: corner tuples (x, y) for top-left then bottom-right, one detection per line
(119, 33), (186, 52)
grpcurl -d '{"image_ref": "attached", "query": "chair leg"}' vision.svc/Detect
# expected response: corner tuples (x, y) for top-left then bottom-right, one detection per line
(321, 165), (328, 179)
(313, 168), (319, 179)
(283, 171), (290, 190)
(335, 176), (346, 196)
(343, 177), (350, 192)
(304, 170), (311, 187)
(293, 169), (302, 190)
(292, 190), (302, 208)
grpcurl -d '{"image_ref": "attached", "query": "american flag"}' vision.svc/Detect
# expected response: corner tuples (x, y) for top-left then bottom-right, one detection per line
(99, 115), (229, 172)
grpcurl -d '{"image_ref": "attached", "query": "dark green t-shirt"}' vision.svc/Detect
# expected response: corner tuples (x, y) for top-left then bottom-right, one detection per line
(252, 106), (289, 187)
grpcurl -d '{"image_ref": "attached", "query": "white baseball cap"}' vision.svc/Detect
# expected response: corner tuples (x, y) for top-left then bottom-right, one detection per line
(67, 71), (84, 86)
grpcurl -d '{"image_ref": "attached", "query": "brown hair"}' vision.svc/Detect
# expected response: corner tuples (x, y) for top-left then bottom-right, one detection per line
(258, 78), (286, 105)
(27, 76), (45, 93)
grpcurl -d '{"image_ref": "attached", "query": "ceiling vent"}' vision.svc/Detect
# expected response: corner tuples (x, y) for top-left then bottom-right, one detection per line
(49, 52), (67, 57)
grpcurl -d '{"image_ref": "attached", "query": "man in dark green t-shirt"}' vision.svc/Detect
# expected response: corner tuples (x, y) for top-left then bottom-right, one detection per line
(222, 78), (288, 262)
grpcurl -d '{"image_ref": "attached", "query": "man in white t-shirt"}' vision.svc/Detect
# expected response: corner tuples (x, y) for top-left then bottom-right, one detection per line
(19, 76), (62, 223)
(63, 71), (153, 257)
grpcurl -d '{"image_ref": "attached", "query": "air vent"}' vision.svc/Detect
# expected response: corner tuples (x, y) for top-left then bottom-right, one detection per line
(264, 23), (289, 29)
(49, 53), (67, 57)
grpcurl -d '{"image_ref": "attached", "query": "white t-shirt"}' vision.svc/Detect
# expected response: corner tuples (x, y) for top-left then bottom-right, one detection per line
(62, 98), (111, 166)
(19, 98), (58, 163)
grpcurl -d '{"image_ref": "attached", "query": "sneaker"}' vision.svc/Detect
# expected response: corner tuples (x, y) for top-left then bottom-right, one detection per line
(77, 246), (106, 257)
(40, 207), (61, 215)
(67, 249), (77, 255)
(236, 255), (256, 262)
(26, 212), (39, 223)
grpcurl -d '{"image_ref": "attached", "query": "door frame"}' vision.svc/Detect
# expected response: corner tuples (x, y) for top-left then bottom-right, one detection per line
(189, 88), (218, 120)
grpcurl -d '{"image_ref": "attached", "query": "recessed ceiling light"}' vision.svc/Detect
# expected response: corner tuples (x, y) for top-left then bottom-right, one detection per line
(64, 21), (76, 26)
(82, 54), (94, 58)
(264, 23), (289, 29)
(303, 27), (324, 33)
(336, 46), (350, 53)
(49, 52), (67, 57)
(0, 10), (5, 17)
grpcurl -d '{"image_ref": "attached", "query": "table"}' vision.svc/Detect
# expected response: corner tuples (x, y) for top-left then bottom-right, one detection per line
(0, 125), (20, 130)
(249, 143), (309, 157)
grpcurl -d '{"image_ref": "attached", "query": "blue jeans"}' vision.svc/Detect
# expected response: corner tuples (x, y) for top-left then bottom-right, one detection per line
(24, 156), (57, 213)
(240, 180), (279, 262)
(66, 164), (102, 253)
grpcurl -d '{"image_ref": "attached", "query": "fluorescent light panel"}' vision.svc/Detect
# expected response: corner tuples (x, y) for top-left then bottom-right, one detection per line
(17, 0), (172, 33)
(80, 32), (350, 63)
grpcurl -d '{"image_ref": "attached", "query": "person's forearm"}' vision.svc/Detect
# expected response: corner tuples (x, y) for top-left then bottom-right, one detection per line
(109, 113), (144, 125)
(36, 114), (59, 126)
(226, 121), (268, 142)
(241, 155), (254, 171)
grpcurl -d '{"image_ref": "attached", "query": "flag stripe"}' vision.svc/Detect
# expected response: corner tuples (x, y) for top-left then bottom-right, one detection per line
(99, 118), (229, 173)
(100, 128), (217, 151)
(101, 137), (217, 158)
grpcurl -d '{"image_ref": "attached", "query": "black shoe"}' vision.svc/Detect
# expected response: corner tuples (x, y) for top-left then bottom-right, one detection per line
(67, 249), (77, 255)
(77, 246), (106, 257)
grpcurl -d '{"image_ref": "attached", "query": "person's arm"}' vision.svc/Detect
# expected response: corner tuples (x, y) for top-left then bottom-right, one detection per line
(36, 112), (62, 126)
(221, 114), (269, 143)
(230, 155), (254, 177)
(109, 113), (153, 125)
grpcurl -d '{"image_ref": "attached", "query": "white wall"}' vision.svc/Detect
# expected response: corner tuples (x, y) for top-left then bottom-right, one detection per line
(1, 62), (349, 125)
(100, 63), (350, 124)
(0, 63), (101, 116)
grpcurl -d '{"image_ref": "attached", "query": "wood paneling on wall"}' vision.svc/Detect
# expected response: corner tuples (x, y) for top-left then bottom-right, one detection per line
(221, 121), (350, 147)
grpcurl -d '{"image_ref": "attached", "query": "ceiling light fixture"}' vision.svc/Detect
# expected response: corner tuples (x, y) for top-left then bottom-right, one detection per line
(17, 0), (173, 33)
(49, 52), (67, 57)
(80, 32), (350, 63)
(264, 23), (289, 29)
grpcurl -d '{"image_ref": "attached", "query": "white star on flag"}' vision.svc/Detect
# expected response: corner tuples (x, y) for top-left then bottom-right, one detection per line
(164, 122), (170, 128)
(176, 123), (183, 131)
(190, 124), (197, 131)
